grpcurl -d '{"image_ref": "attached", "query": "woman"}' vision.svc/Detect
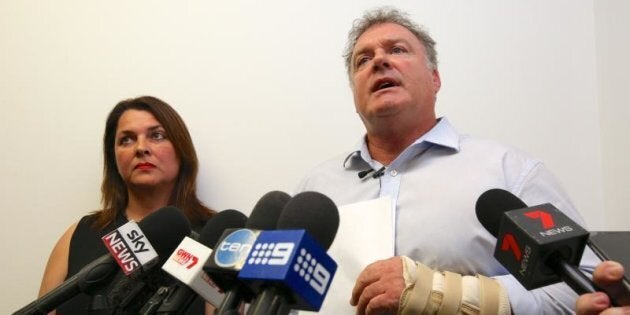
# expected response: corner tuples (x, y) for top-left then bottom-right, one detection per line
(39, 96), (215, 314)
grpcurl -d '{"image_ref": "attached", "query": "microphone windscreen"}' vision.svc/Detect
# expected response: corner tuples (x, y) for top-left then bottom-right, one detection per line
(198, 209), (248, 249)
(245, 190), (291, 230)
(138, 206), (192, 260)
(276, 191), (339, 250)
(475, 188), (527, 237)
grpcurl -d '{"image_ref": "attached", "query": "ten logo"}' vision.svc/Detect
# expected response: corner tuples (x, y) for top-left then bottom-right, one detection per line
(214, 229), (257, 268)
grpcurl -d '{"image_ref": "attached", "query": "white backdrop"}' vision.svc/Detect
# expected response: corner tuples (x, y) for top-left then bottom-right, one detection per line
(1, 0), (628, 312)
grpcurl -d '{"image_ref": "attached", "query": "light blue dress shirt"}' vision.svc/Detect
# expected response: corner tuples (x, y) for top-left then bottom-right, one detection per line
(296, 118), (599, 314)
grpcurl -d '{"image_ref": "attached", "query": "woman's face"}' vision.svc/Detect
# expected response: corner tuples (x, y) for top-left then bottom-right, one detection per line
(114, 109), (180, 191)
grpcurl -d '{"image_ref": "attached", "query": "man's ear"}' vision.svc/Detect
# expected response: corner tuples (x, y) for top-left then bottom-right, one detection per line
(432, 69), (441, 93)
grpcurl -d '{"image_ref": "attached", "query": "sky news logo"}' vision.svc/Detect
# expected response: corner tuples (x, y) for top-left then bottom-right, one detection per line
(102, 221), (157, 275)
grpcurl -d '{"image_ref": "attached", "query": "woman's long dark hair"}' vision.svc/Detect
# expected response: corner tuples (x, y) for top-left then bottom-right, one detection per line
(94, 96), (214, 229)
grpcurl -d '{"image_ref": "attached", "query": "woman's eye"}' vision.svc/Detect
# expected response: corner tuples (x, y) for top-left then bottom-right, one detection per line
(118, 136), (133, 145)
(151, 131), (166, 140)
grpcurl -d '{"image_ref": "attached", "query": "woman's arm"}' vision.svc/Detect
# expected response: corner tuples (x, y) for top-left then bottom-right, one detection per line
(38, 222), (78, 297)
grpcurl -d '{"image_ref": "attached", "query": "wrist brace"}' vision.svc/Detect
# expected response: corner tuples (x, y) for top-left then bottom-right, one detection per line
(398, 256), (511, 315)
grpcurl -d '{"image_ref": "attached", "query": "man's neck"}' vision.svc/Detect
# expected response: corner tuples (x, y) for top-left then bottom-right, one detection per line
(366, 119), (437, 165)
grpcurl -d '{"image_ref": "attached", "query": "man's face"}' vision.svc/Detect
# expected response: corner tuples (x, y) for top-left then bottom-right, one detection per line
(350, 23), (441, 130)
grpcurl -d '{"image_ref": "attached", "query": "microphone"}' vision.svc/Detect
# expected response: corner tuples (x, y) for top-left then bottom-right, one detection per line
(155, 209), (248, 314)
(14, 207), (191, 315)
(358, 166), (386, 179)
(275, 191), (339, 250)
(241, 191), (339, 314)
(475, 188), (630, 306)
(203, 191), (290, 315)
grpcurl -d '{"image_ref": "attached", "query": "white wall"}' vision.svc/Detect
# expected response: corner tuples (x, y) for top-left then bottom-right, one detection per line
(0, 0), (627, 312)
(594, 0), (630, 229)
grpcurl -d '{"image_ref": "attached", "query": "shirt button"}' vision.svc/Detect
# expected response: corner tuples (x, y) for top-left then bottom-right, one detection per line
(390, 170), (398, 177)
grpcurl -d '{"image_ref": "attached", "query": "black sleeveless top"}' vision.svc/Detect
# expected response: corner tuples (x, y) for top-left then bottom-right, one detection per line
(56, 213), (206, 314)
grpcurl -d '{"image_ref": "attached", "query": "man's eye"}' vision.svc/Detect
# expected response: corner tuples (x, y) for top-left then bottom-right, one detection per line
(356, 56), (370, 68)
(392, 46), (405, 54)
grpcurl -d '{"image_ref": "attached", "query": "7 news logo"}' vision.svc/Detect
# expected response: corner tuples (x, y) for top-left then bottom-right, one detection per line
(494, 204), (588, 289)
(500, 209), (559, 261)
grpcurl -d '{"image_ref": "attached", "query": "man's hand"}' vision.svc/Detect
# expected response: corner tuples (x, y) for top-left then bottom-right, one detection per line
(350, 256), (407, 315)
(576, 261), (630, 315)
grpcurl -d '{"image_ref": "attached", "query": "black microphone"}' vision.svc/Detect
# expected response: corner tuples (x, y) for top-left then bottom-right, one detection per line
(246, 191), (291, 231)
(275, 191), (339, 250)
(245, 191), (340, 315)
(358, 166), (386, 179)
(204, 191), (290, 315)
(357, 169), (373, 179)
(145, 209), (249, 314)
(475, 188), (630, 306)
(14, 207), (191, 315)
(200, 210), (250, 249)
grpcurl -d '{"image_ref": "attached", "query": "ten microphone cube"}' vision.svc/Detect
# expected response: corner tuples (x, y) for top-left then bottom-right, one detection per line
(238, 230), (337, 311)
(494, 203), (589, 289)
(203, 228), (260, 291)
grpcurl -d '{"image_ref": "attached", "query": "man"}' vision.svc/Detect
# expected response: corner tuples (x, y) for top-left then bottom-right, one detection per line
(577, 261), (630, 315)
(296, 7), (599, 314)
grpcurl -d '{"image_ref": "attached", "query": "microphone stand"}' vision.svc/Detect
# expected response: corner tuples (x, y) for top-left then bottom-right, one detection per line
(247, 286), (291, 315)
(215, 285), (244, 315)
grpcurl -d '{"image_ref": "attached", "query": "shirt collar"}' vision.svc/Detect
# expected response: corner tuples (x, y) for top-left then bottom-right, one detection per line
(421, 117), (460, 151)
(343, 117), (461, 169)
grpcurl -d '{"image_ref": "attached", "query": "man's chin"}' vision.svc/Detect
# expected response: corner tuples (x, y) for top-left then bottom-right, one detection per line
(370, 103), (404, 118)
(369, 93), (408, 109)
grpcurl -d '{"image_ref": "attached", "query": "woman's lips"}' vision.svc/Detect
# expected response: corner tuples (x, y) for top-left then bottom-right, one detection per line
(135, 162), (156, 170)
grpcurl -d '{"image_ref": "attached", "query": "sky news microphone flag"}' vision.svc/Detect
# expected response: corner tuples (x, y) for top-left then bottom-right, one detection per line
(14, 207), (190, 315)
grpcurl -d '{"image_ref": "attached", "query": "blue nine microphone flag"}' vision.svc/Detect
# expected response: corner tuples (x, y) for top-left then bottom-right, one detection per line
(237, 230), (337, 312)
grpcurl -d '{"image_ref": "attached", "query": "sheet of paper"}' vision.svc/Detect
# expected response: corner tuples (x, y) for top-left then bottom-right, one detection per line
(302, 196), (394, 314)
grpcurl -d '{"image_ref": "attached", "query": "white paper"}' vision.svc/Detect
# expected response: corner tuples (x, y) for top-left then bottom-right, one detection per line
(301, 197), (394, 314)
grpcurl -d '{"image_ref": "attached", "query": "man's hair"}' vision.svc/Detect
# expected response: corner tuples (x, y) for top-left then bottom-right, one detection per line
(343, 7), (438, 78)
(96, 96), (214, 229)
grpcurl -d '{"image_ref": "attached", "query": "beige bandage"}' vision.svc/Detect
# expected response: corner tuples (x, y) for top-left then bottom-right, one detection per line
(398, 257), (511, 315)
